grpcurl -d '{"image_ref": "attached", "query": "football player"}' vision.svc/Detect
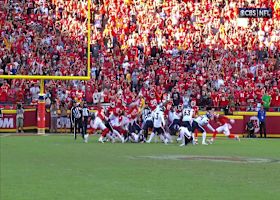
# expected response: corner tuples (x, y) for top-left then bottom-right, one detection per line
(178, 105), (194, 142)
(192, 112), (215, 145)
(147, 105), (168, 144)
(142, 104), (153, 141)
(174, 125), (193, 147)
(208, 114), (240, 143)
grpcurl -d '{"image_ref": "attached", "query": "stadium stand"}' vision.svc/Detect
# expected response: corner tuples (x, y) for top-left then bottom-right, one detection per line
(0, 0), (279, 111)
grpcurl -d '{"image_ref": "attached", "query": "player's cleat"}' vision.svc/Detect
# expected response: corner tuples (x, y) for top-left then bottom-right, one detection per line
(179, 143), (185, 147)
(98, 137), (104, 143)
(121, 136), (125, 143)
(207, 138), (214, 144)
(176, 138), (182, 143)
(202, 142), (208, 145)
(84, 134), (89, 143)
(235, 136), (240, 142)
(192, 140), (198, 145)
(164, 138), (168, 145)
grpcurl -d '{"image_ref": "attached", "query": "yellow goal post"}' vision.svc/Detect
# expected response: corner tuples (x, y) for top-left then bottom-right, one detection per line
(0, 0), (92, 89)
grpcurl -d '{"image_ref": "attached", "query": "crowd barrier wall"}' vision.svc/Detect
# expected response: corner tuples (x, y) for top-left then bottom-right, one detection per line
(1, 108), (280, 137)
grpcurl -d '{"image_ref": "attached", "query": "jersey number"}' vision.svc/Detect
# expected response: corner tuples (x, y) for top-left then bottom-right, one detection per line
(183, 110), (191, 116)
(155, 113), (159, 120)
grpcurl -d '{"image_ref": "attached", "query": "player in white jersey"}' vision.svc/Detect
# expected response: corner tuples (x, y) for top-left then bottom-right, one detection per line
(177, 106), (194, 142)
(141, 105), (153, 141)
(192, 113), (215, 145)
(168, 105), (181, 135)
(174, 125), (193, 146)
(147, 105), (167, 144)
(181, 106), (194, 130)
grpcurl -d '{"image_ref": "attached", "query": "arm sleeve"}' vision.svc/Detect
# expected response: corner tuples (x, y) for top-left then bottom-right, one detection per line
(70, 108), (74, 124)
(207, 123), (215, 132)
(161, 114), (165, 127)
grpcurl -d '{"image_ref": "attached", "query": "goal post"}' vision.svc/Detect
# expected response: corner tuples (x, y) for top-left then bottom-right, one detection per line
(0, 0), (92, 134)
(0, 0), (91, 81)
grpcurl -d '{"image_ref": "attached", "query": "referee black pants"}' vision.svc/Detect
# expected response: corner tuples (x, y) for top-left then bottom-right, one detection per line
(82, 116), (88, 136)
(74, 118), (83, 139)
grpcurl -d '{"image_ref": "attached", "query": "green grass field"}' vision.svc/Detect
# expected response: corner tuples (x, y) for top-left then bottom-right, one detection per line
(1, 135), (280, 200)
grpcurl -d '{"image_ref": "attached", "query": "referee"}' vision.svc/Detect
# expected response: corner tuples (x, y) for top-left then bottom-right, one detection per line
(82, 102), (90, 139)
(70, 101), (83, 140)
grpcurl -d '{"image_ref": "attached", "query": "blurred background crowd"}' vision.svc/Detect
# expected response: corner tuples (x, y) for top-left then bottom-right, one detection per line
(0, 0), (280, 111)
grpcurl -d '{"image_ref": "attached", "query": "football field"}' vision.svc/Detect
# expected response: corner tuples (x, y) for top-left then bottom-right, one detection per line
(1, 135), (280, 200)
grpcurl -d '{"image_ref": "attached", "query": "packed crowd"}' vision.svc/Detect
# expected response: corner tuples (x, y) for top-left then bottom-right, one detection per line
(0, 0), (280, 111)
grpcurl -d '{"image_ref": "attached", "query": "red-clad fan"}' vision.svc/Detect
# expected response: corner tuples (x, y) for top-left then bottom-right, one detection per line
(146, 90), (160, 111)
(190, 99), (199, 117)
(271, 90), (280, 111)
(211, 91), (220, 108)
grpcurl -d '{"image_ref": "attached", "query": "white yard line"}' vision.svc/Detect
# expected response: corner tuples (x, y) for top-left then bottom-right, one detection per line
(0, 134), (12, 137)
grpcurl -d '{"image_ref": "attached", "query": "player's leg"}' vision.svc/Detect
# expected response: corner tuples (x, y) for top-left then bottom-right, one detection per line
(99, 128), (110, 143)
(157, 127), (168, 144)
(208, 126), (224, 143)
(191, 121), (199, 145)
(177, 129), (184, 142)
(147, 126), (156, 143)
(83, 117), (89, 143)
(163, 128), (173, 143)
(168, 121), (175, 135)
(224, 124), (240, 141)
(74, 119), (77, 140)
(94, 118), (106, 143)
(181, 129), (193, 147)
(196, 124), (207, 145)
(114, 126), (125, 143)
(143, 120), (152, 141)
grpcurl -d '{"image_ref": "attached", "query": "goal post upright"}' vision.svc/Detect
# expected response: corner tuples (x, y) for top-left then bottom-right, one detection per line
(0, 0), (91, 134)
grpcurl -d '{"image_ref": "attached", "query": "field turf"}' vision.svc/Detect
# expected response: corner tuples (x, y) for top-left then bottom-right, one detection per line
(1, 135), (280, 200)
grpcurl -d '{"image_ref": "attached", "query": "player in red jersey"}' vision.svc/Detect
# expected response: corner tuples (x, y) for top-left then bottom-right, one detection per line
(208, 114), (240, 144)
(108, 106), (126, 143)
(89, 106), (113, 143)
